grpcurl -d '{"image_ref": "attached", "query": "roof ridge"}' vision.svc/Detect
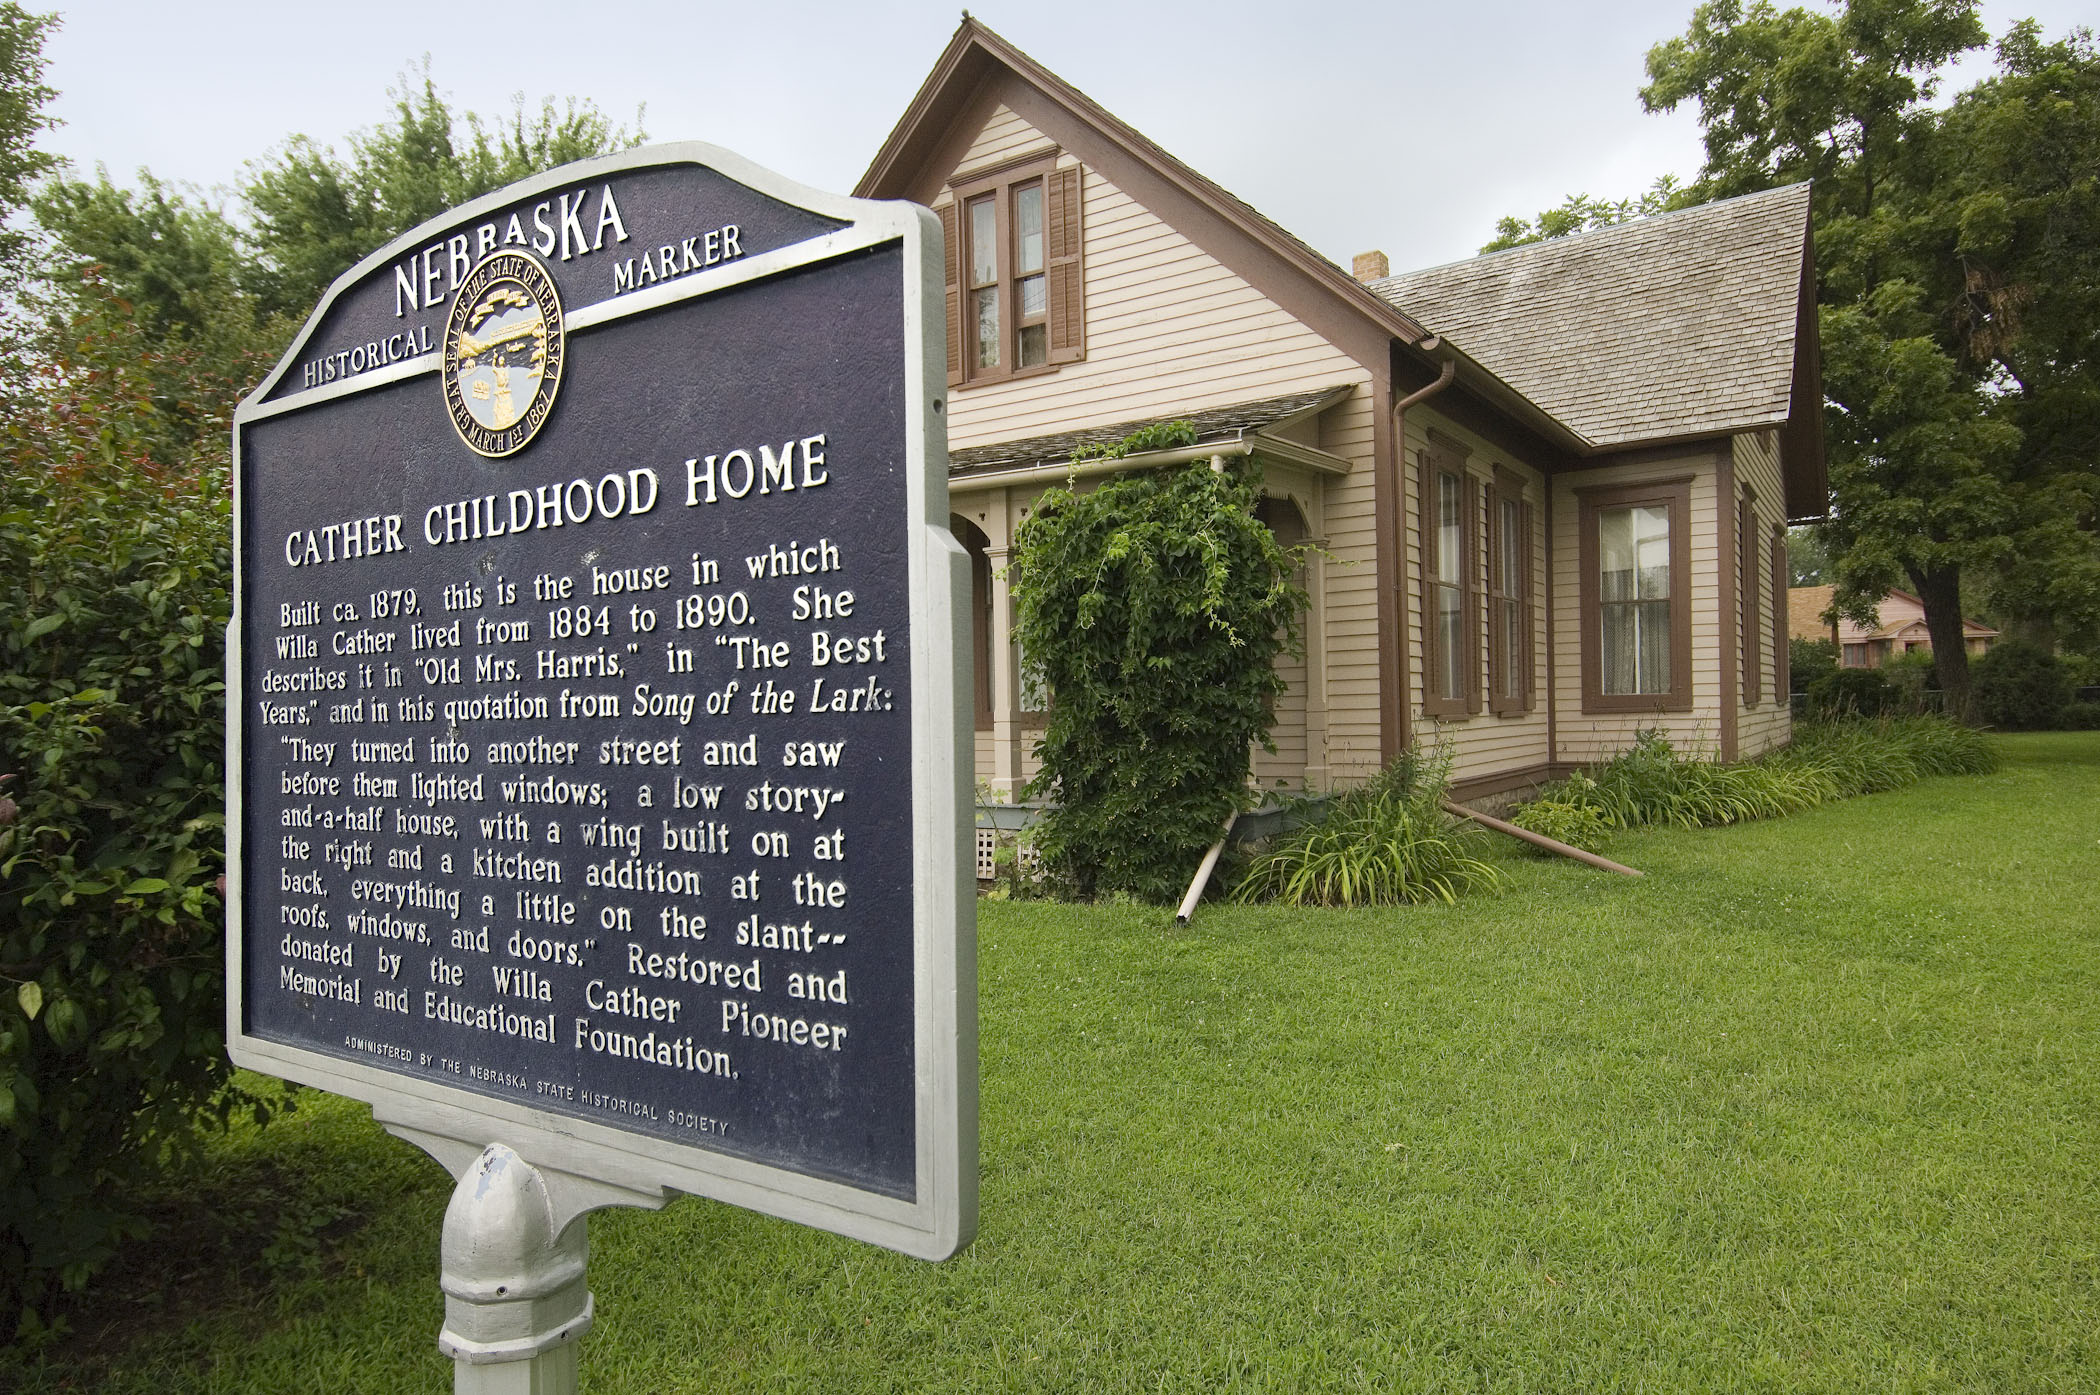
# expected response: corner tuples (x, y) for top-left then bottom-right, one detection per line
(1374, 181), (1812, 287)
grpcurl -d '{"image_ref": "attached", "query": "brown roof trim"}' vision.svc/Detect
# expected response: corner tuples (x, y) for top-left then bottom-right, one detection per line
(947, 385), (1355, 477)
(859, 18), (1437, 351)
(1782, 219), (1829, 522)
(1402, 346), (1590, 462)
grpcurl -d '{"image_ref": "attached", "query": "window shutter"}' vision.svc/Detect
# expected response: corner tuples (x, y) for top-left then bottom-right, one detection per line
(1045, 165), (1084, 364)
(938, 201), (962, 387)
(1740, 497), (1761, 705)
(1771, 525), (1789, 703)
(1467, 477), (1483, 713)
(1521, 500), (1537, 711)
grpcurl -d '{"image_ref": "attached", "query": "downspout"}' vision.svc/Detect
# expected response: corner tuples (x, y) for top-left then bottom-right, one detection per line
(1175, 811), (1239, 925)
(1394, 338), (1456, 424)
(1174, 453), (1265, 924)
(1440, 799), (1643, 877)
(1387, 339), (1455, 754)
(1184, 348), (1456, 925)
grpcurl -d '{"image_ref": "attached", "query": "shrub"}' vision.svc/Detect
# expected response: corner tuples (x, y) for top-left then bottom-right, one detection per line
(0, 297), (272, 1319)
(1509, 795), (1613, 854)
(1806, 666), (1898, 717)
(1010, 446), (1304, 901)
(2059, 701), (2100, 731)
(1789, 636), (1838, 694)
(1880, 648), (1939, 711)
(1234, 753), (1500, 907)
(1972, 640), (2073, 730)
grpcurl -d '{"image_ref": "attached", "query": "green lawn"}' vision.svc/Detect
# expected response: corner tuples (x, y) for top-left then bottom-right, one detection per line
(10, 733), (2098, 1392)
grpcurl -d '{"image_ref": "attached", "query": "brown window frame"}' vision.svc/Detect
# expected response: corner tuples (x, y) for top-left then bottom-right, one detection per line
(1740, 491), (1762, 706)
(1419, 435), (1479, 719)
(952, 516), (994, 731)
(1487, 467), (1535, 716)
(939, 157), (1084, 388)
(1577, 476), (1694, 714)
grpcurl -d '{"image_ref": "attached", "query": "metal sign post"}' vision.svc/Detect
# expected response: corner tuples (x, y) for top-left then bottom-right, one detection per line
(227, 145), (975, 1385)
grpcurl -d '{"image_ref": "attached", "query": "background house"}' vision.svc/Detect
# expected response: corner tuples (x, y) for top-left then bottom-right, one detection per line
(1788, 585), (1999, 668)
(860, 19), (1826, 805)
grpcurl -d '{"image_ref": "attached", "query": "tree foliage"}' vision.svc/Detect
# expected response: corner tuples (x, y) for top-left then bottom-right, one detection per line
(1785, 524), (1828, 585)
(1634, 0), (2100, 719)
(1480, 175), (1693, 252)
(243, 68), (645, 322)
(1010, 448), (1304, 901)
(0, 2), (58, 402)
(1790, 635), (1838, 693)
(0, 3), (54, 269)
(1, 42), (644, 1319)
(0, 282), (269, 1319)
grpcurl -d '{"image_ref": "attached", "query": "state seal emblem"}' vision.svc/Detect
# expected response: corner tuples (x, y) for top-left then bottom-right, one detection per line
(442, 251), (565, 457)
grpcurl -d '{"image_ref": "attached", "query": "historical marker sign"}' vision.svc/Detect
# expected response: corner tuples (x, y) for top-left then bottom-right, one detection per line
(228, 145), (974, 1259)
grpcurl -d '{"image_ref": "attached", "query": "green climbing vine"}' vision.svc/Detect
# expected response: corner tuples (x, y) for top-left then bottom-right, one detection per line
(1009, 429), (1305, 900)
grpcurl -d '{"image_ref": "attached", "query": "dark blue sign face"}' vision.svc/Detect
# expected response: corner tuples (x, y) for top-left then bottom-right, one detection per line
(237, 161), (920, 1199)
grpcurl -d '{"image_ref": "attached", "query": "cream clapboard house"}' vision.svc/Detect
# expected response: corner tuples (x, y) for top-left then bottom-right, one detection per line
(859, 19), (1826, 806)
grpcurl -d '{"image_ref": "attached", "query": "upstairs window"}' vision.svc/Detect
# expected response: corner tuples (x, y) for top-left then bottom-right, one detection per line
(941, 160), (1084, 386)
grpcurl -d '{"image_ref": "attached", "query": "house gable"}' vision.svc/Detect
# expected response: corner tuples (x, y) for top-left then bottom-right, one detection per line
(916, 89), (1375, 453)
(860, 20), (1428, 378)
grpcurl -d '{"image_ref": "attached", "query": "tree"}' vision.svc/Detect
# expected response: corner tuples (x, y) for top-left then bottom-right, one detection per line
(242, 67), (645, 321)
(1928, 25), (2100, 653)
(1636, 0), (2099, 721)
(1481, 176), (1692, 252)
(0, 3), (58, 399)
(0, 3), (54, 267)
(30, 173), (284, 459)
(1785, 524), (1828, 585)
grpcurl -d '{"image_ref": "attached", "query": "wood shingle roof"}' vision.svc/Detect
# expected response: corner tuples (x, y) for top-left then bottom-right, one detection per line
(1369, 184), (1814, 450)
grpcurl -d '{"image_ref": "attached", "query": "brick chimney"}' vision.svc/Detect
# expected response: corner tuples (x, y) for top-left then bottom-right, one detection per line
(1352, 250), (1389, 282)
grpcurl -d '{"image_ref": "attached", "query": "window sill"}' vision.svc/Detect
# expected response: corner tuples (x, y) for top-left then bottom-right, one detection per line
(958, 363), (1059, 390)
(1580, 693), (1694, 716)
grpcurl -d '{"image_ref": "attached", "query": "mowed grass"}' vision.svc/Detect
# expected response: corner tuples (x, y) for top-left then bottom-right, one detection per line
(11, 733), (2098, 1392)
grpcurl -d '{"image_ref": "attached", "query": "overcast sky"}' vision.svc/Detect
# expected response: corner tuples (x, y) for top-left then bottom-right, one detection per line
(39, 0), (2092, 277)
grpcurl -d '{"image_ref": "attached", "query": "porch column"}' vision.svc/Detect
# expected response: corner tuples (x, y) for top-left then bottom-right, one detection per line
(985, 488), (1025, 799)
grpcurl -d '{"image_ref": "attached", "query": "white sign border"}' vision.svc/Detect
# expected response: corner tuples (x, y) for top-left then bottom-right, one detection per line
(227, 143), (976, 1261)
